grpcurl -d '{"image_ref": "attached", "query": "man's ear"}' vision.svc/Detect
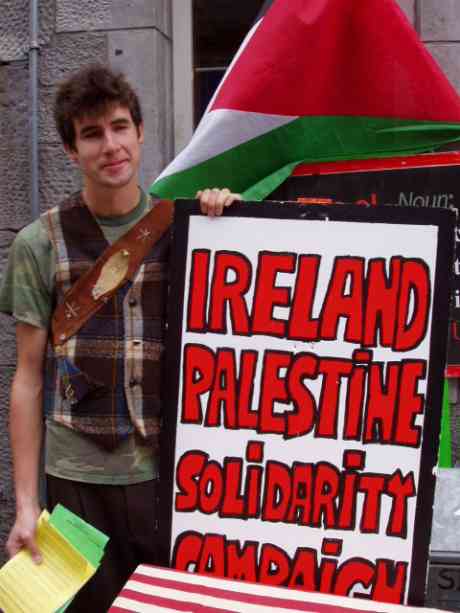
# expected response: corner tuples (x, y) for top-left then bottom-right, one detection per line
(137, 123), (144, 144)
(64, 144), (79, 165)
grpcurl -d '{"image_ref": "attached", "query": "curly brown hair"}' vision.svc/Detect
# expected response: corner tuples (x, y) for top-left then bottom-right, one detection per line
(54, 64), (143, 150)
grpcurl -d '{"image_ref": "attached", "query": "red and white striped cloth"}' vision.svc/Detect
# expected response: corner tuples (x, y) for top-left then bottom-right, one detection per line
(110, 565), (445, 612)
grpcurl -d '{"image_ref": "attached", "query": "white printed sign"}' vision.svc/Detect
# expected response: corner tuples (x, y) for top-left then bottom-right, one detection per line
(162, 201), (454, 606)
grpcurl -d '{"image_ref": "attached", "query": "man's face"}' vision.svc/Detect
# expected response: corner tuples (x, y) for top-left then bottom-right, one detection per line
(67, 104), (144, 191)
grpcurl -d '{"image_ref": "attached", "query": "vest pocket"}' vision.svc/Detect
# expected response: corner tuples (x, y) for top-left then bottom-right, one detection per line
(56, 356), (107, 406)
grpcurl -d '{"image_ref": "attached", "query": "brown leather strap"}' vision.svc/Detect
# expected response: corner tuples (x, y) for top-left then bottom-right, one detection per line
(51, 199), (174, 347)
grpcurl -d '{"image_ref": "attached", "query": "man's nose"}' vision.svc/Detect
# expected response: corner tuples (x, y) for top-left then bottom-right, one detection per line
(102, 130), (120, 153)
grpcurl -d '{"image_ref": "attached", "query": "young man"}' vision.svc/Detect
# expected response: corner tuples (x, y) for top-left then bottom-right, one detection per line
(0, 65), (240, 611)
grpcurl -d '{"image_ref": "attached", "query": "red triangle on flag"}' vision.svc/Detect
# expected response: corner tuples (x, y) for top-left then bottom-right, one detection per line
(211, 0), (460, 122)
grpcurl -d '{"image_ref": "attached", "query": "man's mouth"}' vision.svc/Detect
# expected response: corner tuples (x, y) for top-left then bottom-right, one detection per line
(102, 159), (129, 170)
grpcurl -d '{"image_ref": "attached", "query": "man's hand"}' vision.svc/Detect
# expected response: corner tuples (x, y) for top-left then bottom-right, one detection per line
(6, 504), (42, 563)
(196, 188), (242, 217)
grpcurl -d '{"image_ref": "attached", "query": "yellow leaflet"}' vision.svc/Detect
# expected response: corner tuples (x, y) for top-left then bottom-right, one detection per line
(0, 511), (95, 613)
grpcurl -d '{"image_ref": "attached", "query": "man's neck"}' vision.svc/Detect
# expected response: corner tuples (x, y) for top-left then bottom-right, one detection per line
(82, 182), (140, 218)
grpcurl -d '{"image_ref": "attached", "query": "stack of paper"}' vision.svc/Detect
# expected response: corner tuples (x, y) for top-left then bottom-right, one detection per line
(0, 504), (108, 613)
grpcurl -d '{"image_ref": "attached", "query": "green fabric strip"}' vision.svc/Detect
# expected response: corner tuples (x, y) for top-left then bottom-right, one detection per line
(439, 378), (452, 468)
(151, 116), (460, 201)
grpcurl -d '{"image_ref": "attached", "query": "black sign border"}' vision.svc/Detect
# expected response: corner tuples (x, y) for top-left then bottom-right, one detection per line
(161, 200), (455, 607)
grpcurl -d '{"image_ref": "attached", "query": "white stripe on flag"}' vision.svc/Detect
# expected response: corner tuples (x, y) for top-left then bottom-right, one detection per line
(121, 579), (314, 613)
(112, 596), (192, 612)
(157, 109), (296, 181)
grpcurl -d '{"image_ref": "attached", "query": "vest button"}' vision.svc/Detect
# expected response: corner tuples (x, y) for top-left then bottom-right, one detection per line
(129, 378), (139, 387)
(129, 298), (137, 307)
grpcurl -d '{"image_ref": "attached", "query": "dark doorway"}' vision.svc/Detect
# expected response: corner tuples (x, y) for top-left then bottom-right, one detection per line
(193, 0), (266, 124)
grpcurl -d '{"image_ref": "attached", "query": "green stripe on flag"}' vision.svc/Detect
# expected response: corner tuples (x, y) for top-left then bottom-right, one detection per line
(439, 378), (452, 468)
(151, 116), (460, 200)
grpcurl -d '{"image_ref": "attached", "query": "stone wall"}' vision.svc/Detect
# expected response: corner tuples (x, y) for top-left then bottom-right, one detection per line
(0, 0), (460, 565)
(393, 0), (460, 94)
(0, 0), (172, 563)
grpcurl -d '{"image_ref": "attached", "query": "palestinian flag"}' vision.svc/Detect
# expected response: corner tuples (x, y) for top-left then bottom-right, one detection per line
(150, 0), (460, 201)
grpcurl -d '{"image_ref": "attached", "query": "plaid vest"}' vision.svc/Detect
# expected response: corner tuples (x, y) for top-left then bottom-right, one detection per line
(42, 192), (169, 450)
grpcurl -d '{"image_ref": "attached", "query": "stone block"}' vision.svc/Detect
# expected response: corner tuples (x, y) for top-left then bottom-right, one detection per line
(40, 32), (108, 87)
(431, 468), (460, 552)
(39, 0), (57, 48)
(0, 0), (56, 63)
(39, 88), (61, 145)
(426, 43), (460, 96)
(396, 0), (416, 26)
(0, 313), (17, 367)
(108, 29), (173, 188)
(111, 0), (171, 36)
(421, 0), (460, 41)
(0, 366), (15, 565)
(39, 144), (82, 212)
(56, 0), (111, 33)
(0, 62), (33, 230)
(56, 0), (171, 36)
(0, 228), (20, 369)
(0, 0), (28, 62)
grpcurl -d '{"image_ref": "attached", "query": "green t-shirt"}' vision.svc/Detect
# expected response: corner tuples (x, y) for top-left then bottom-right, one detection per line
(0, 192), (159, 484)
